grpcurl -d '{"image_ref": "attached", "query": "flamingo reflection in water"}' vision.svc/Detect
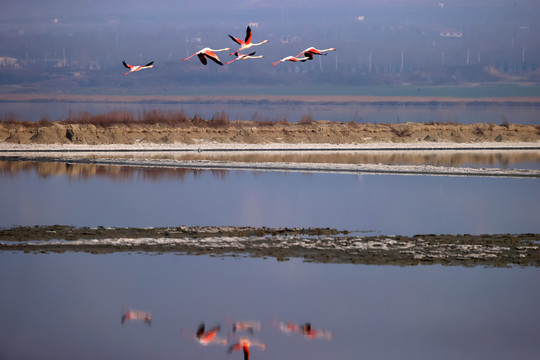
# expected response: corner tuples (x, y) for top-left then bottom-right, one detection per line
(225, 318), (262, 335)
(181, 323), (228, 346)
(121, 308), (152, 326)
(228, 338), (266, 360)
(271, 320), (332, 340)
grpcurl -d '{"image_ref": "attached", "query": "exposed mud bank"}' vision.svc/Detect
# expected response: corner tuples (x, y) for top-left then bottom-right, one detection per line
(1, 225), (538, 267)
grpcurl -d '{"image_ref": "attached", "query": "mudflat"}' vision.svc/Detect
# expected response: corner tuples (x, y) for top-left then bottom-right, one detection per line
(1, 225), (538, 267)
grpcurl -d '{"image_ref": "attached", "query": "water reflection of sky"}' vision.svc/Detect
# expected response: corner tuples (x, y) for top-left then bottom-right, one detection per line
(1, 165), (539, 235)
(2, 101), (540, 124)
(1, 252), (539, 360)
(85, 150), (540, 170)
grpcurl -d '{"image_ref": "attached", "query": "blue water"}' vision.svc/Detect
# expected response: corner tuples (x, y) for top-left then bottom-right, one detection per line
(1, 164), (539, 235)
(1, 101), (539, 124)
(1, 253), (539, 360)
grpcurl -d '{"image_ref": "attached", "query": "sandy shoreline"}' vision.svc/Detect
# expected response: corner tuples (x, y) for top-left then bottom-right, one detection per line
(1, 225), (538, 267)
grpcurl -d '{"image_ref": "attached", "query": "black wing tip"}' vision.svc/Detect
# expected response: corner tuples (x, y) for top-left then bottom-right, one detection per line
(245, 26), (252, 43)
(122, 61), (129, 69)
(229, 34), (241, 45)
(145, 61), (154, 66)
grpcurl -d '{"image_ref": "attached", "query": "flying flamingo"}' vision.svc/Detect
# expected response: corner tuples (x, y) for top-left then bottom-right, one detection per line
(296, 47), (336, 59)
(229, 26), (269, 55)
(122, 61), (154, 75)
(224, 318), (262, 335)
(182, 47), (231, 66)
(271, 55), (310, 66)
(228, 338), (266, 360)
(225, 52), (264, 65)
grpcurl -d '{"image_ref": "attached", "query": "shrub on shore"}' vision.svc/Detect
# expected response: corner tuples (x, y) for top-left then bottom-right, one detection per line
(1, 109), (299, 128)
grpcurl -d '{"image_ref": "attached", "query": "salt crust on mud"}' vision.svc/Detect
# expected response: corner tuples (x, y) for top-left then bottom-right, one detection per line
(2, 142), (540, 177)
(4, 235), (538, 265)
(2, 226), (538, 266)
(1, 141), (539, 152)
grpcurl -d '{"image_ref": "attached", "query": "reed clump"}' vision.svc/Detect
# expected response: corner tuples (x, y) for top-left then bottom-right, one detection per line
(1, 110), (302, 129)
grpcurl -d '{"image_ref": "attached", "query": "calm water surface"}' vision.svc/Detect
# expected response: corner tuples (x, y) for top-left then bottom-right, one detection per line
(1, 162), (539, 235)
(1, 162), (539, 360)
(1, 101), (539, 124)
(1, 253), (539, 360)
(89, 150), (540, 170)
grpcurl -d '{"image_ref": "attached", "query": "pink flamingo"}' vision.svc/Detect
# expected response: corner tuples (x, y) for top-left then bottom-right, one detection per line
(225, 51), (264, 65)
(228, 338), (265, 360)
(271, 55), (310, 66)
(122, 61), (154, 75)
(182, 47), (231, 66)
(229, 26), (269, 55)
(296, 47), (336, 59)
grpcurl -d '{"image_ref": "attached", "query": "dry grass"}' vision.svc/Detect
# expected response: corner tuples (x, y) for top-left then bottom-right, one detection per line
(501, 117), (510, 129)
(1, 110), (245, 128)
(298, 114), (315, 125)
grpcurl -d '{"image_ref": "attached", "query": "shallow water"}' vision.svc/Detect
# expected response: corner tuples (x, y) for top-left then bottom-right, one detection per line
(2, 101), (539, 124)
(1, 252), (539, 360)
(82, 150), (540, 170)
(1, 161), (539, 235)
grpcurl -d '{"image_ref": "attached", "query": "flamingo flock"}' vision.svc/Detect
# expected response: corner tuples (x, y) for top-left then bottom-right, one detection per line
(122, 25), (335, 73)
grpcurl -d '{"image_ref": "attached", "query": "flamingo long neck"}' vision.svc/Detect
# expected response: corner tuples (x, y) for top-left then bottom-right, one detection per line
(320, 48), (335, 52)
(183, 53), (197, 61)
(211, 48), (230, 52)
(252, 41), (268, 46)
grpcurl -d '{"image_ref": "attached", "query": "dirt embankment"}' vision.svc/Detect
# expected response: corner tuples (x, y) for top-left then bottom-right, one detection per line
(1, 121), (539, 145)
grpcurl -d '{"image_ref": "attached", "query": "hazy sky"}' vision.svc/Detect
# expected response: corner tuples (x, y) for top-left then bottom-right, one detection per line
(1, 0), (538, 87)
(2, 0), (538, 25)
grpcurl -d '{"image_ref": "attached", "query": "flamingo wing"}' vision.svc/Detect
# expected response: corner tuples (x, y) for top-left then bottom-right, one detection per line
(144, 61), (154, 67)
(196, 323), (205, 338)
(197, 53), (208, 65)
(122, 61), (132, 69)
(247, 51), (256, 57)
(229, 35), (244, 46)
(205, 52), (223, 65)
(244, 26), (252, 44)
